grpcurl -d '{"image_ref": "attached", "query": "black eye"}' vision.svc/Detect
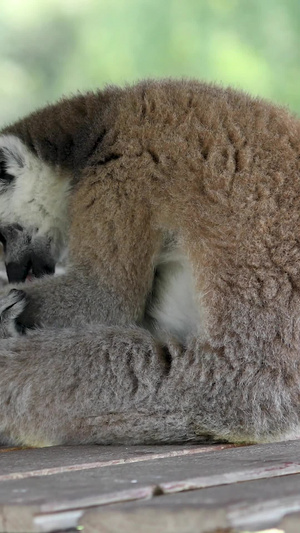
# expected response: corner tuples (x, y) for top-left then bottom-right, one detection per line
(0, 160), (15, 185)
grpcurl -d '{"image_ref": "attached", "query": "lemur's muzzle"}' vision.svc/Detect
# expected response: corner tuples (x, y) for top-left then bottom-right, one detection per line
(0, 224), (55, 283)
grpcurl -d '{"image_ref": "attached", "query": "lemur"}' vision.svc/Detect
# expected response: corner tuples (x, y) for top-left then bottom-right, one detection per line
(0, 79), (300, 447)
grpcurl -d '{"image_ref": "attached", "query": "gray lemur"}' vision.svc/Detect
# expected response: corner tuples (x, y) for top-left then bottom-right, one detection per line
(0, 79), (300, 447)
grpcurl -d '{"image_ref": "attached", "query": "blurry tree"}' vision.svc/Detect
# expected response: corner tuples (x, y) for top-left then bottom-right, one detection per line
(0, 0), (299, 126)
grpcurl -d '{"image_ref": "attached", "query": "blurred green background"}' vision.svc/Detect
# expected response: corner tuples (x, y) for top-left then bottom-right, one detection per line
(0, 0), (300, 127)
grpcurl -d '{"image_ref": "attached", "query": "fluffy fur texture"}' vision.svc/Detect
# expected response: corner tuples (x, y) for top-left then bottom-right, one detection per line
(0, 79), (300, 446)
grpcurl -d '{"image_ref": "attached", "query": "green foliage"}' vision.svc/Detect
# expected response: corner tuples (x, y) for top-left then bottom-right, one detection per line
(0, 0), (300, 126)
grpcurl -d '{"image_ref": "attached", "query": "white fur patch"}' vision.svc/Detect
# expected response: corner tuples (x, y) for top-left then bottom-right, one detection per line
(0, 135), (71, 260)
(148, 245), (204, 345)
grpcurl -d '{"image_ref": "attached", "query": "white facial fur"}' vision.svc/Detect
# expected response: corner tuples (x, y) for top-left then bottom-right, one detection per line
(0, 135), (71, 260)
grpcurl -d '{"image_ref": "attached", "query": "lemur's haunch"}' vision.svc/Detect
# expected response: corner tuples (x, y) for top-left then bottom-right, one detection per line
(0, 79), (300, 447)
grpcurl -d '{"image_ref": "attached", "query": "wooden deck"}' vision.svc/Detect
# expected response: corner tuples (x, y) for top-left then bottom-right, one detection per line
(1, 439), (300, 532)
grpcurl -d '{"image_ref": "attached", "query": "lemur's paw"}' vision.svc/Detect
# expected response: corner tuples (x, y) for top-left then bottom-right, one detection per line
(0, 289), (27, 338)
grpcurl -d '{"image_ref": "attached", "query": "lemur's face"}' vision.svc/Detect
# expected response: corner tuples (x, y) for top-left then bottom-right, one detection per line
(0, 135), (70, 283)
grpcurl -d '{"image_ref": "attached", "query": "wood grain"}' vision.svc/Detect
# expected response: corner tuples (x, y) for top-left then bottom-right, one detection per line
(1, 440), (300, 532)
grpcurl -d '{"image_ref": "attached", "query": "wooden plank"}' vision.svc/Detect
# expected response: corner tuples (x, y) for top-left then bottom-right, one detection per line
(0, 438), (299, 482)
(2, 439), (300, 532)
(279, 511), (300, 533)
(79, 506), (232, 533)
(1, 441), (300, 512)
(0, 443), (235, 480)
(0, 505), (40, 533)
(79, 473), (300, 532)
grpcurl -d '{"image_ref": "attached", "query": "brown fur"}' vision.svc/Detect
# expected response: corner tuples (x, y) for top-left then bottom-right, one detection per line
(1, 79), (300, 445)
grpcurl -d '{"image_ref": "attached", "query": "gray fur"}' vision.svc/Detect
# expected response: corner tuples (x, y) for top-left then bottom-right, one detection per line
(0, 79), (300, 446)
(0, 313), (298, 446)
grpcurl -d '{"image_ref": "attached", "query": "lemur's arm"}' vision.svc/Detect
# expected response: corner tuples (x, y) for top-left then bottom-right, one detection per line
(9, 272), (124, 330)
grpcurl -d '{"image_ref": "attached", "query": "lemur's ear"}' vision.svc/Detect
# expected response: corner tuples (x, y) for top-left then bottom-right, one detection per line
(0, 136), (27, 175)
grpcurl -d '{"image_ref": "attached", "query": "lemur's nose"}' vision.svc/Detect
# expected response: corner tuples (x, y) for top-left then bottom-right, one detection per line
(0, 223), (56, 283)
(0, 224), (31, 282)
(5, 260), (31, 283)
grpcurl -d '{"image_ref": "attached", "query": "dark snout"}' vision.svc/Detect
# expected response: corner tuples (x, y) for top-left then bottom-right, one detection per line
(5, 260), (31, 283)
(0, 224), (56, 283)
(6, 257), (55, 283)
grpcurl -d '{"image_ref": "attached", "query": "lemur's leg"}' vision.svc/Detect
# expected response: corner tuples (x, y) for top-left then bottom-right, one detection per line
(2, 160), (162, 330)
(158, 219), (300, 443)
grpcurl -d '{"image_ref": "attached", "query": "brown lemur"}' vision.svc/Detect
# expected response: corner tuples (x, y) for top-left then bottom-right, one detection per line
(0, 79), (300, 447)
